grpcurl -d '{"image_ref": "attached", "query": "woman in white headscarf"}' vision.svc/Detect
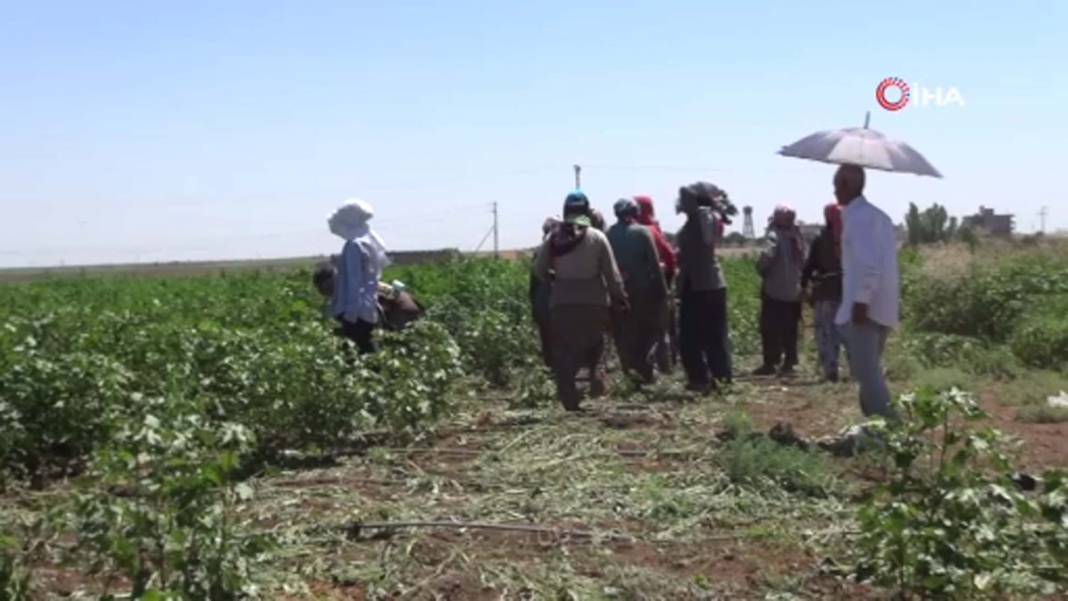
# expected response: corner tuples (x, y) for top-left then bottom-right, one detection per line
(327, 199), (390, 354)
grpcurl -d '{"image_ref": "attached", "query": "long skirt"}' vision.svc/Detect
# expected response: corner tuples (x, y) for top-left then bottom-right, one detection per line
(613, 291), (668, 384)
(550, 305), (610, 410)
(678, 286), (732, 388)
(759, 295), (801, 370)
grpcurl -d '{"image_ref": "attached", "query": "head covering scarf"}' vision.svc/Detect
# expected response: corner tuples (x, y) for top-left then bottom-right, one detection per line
(563, 190), (590, 217)
(328, 199), (390, 277)
(632, 195), (677, 281)
(634, 195), (657, 227)
(614, 198), (639, 223)
(769, 204), (804, 258)
(551, 192), (591, 257)
(824, 202), (843, 259)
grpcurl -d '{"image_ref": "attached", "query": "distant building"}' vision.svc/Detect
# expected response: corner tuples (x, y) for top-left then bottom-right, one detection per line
(962, 206), (1014, 237)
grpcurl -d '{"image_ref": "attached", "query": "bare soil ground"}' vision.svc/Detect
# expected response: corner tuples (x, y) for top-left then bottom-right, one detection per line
(6, 363), (1064, 599)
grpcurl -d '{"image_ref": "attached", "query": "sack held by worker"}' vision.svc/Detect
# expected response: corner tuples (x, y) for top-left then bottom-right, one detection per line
(312, 260), (424, 331)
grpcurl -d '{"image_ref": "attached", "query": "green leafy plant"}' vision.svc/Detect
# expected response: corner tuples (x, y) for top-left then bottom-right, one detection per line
(1011, 308), (1068, 370)
(718, 412), (834, 497)
(511, 366), (556, 409)
(855, 388), (1068, 598)
(68, 397), (270, 599)
(0, 531), (30, 601)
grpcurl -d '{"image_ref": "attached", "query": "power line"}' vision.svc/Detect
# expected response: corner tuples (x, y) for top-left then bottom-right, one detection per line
(473, 224), (495, 253)
(579, 164), (733, 172)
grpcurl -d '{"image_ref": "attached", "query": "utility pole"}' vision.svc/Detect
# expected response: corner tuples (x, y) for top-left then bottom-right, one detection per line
(573, 164), (581, 189)
(1039, 206), (1048, 234)
(492, 201), (499, 258)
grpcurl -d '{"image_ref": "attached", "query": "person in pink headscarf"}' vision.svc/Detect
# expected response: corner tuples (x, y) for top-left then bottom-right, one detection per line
(754, 204), (806, 376)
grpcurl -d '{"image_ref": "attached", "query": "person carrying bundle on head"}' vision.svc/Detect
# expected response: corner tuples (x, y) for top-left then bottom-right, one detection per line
(675, 182), (735, 393)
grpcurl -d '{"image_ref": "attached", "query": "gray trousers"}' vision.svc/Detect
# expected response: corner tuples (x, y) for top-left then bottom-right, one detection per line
(839, 321), (895, 419)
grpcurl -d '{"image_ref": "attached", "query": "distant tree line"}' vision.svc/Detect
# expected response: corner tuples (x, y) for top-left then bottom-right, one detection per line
(905, 202), (977, 248)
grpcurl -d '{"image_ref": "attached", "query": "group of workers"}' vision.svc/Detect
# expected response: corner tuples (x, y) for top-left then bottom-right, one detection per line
(530, 164), (900, 421)
(530, 182), (735, 411)
(323, 163), (900, 421)
(754, 164), (900, 422)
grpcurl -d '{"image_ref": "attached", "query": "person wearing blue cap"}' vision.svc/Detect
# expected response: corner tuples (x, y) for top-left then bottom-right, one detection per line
(534, 191), (628, 411)
(606, 198), (669, 384)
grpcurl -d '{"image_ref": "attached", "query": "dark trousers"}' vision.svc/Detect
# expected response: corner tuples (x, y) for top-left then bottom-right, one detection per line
(550, 305), (609, 410)
(535, 317), (552, 367)
(759, 296), (801, 369)
(679, 286), (733, 387)
(612, 291), (667, 384)
(339, 318), (376, 355)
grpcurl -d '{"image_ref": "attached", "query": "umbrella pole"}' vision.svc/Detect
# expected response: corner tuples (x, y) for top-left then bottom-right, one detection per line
(863, 111), (871, 129)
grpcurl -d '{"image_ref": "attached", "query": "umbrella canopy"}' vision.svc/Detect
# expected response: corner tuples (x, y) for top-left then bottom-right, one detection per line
(778, 115), (942, 178)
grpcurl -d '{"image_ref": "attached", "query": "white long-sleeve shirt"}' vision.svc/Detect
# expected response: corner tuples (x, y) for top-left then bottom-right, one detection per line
(330, 238), (380, 324)
(835, 195), (900, 328)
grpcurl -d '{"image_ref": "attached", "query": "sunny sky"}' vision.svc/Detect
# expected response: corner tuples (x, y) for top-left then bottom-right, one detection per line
(1, 0), (1065, 267)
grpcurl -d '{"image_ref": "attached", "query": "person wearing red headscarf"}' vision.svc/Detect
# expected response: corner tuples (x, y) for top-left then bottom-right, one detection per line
(802, 203), (845, 381)
(633, 196), (677, 284)
(633, 196), (679, 373)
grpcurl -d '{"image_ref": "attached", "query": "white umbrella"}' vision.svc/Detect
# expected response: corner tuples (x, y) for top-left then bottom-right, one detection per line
(778, 112), (942, 178)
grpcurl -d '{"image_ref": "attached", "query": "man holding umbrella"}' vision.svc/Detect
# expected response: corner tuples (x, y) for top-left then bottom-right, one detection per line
(833, 164), (899, 419)
(778, 113), (938, 423)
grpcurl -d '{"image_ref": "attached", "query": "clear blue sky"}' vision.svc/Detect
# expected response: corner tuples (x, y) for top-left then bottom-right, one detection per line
(2, 0), (1065, 267)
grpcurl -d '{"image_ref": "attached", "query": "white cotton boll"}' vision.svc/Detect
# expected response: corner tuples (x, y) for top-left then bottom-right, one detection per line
(1047, 392), (1068, 409)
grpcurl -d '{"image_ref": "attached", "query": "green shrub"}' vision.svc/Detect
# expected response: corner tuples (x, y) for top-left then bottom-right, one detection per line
(718, 416), (834, 498)
(0, 532), (30, 601)
(1011, 312), (1068, 370)
(451, 308), (539, 387)
(908, 275), (1025, 341)
(69, 397), (270, 599)
(0, 340), (133, 479)
(512, 366), (556, 409)
(906, 257), (1068, 343)
(911, 367), (973, 392)
(856, 389), (1068, 598)
(898, 332), (1021, 379)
